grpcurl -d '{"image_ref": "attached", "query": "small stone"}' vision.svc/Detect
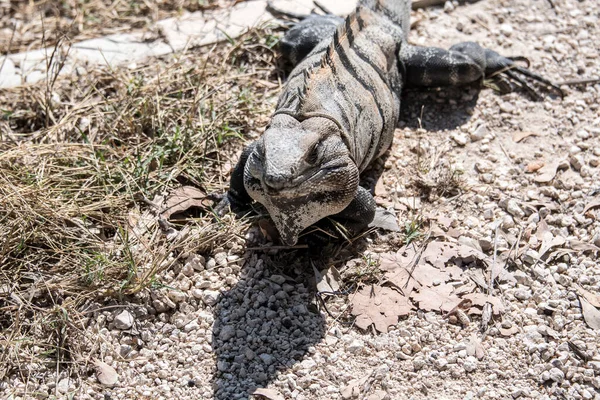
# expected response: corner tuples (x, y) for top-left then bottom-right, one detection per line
(522, 250), (540, 265)
(184, 320), (200, 332)
(483, 209), (494, 220)
(576, 129), (590, 140)
(348, 339), (365, 354)
(270, 274), (286, 285)
(500, 198), (525, 218)
(570, 155), (584, 171)
(259, 353), (274, 365)
(451, 132), (468, 146)
(481, 173), (494, 183)
(500, 23), (513, 36)
(443, 0), (454, 12)
(514, 289), (532, 300)
(499, 102), (515, 113)
(119, 344), (132, 358)
(435, 358), (448, 370)
(219, 325), (235, 341)
(202, 290), (220, 306)
(180, 263), (194, 277)
(479, 238), (493, 252)
(463, 356), (477, 372)
(167, 290), (186, 303)
(185, 254), (206, 271)
(114, 310), (134, 330)
(501, 215), (515, 229)
(214, 252), (228, 267)
(470, 124), (487, 142)
(474, 161), (492, 174)
(152, 299), (168, 313)
(56, 378), (71, 394)
(413, 357), (426, 371)
(548, 367), (564, 383)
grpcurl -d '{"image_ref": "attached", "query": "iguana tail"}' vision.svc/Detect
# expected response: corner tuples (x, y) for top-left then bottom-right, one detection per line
(359, 0), (411, 37)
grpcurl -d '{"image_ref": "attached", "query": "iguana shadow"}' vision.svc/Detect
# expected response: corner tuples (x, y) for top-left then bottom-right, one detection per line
(211, 250), (326, 400)
(399, 86), (481, 131)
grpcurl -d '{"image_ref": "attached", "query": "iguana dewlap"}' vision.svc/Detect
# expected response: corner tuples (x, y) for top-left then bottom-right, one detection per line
(220, 0), (561, 246)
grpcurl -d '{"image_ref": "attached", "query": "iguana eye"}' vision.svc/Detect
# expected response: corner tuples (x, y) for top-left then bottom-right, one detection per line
(306, 142), (320, 165)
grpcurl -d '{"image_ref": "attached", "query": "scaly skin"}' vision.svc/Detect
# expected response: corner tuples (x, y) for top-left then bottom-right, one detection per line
(219, 0), (561, 245)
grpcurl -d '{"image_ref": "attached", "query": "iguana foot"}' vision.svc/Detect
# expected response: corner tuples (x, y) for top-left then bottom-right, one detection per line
(461, 44), (564, 100)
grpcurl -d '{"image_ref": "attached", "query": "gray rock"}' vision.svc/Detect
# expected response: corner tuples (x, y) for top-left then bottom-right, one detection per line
(548, 367), (564, 383)
(470, 124), (488, 142)
(219, 325), (235, 341)
(514, 289), (532, 300)
(347, 339), (364, 354)
(202, 290), (220, 306)
(114, 310), (134, 330)
(435, 358), (448, 370)
(451, 132), (469, 146)
(259, 353), (274, 365)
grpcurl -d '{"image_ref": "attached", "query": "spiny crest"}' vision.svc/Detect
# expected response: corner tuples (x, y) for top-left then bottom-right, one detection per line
(294, 66), (315, 108)
(297, 9), (363, 110)
(321, 9), (360, 69)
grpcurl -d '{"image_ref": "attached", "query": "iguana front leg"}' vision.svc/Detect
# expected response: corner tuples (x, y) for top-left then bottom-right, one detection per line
(400, 42), (563, 99)
(332, 186), (377, 237)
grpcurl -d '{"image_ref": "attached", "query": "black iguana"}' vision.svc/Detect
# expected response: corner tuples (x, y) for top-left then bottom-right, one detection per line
(218, 0), (561, 246)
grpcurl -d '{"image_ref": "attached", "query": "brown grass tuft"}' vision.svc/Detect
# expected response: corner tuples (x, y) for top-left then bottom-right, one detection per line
(0, 23), (282, 385)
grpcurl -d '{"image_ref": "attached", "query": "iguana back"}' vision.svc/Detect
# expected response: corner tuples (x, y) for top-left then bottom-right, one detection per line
(220, 0), (561, 245)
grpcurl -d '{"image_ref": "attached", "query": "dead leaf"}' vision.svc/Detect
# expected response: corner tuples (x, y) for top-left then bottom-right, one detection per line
(512, 131), (539, 143)
(583, 200), (600, 215)
(314, 264), (341, 294)
(379, 248), (418, 295)
(369, 208), (400, 232)
(569, 240), (600, 252)
(367, 390), (389, 400)
(375, 178), (388, 197)
(251, 388), (285, 400)
(410, 284), (461, 313)
(525, 160), (545, 173)
(534, 160), (562, 183)
(94, 360), (118, 387)
(466, 333), (486, 360)
(423, 241), (489, 269)
(351, 285), (413, 333)
(341, 375), (369, 399)
(579, 296), (600, 330)
(398, 196), (421, 210)
(574, 284), (600, 308)
(258, 219), (279, 242)
(462, 293), (505, 315)
(161, 186), (208, 219)
(411, 263), (451, 287)
(539, 234), (566, 258)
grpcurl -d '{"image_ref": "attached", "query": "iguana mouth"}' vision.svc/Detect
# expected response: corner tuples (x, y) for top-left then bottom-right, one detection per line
(264, 160), (348, 197)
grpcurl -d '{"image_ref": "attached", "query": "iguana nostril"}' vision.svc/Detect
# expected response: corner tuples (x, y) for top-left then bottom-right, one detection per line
(263, 174), (287, 190)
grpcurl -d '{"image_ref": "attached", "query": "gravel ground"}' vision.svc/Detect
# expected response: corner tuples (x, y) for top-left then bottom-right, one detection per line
(4, 0), (600, 399)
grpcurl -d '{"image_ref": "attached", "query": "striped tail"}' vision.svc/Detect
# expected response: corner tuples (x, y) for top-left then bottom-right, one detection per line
(358, 0), (411, 37)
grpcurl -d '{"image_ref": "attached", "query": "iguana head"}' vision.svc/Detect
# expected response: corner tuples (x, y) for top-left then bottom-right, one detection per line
(244, 114), (359, 245)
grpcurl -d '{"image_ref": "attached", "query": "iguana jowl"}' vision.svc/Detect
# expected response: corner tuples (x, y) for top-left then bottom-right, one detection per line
(220, 0), (561, 246)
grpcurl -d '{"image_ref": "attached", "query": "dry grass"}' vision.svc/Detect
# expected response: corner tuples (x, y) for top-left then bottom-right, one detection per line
(1, 0), (242, 54)
(0, 23), (282, 384)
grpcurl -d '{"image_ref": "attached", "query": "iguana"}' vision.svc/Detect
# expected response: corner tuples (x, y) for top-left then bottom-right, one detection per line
(218, 0), (561, 246)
